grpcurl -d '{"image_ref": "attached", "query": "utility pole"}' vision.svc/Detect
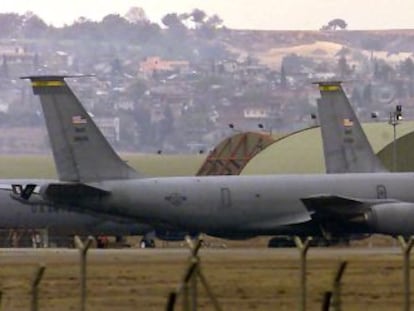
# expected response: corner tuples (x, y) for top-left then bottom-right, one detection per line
(389, 105), (402, 172)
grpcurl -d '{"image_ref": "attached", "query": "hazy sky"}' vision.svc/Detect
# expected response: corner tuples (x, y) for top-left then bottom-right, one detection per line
(1, 0), (414, 30)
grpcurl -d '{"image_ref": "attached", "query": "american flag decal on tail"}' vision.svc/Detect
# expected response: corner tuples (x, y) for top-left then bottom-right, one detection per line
(343, 118), (353, 127)
(72, 115), (87, 125)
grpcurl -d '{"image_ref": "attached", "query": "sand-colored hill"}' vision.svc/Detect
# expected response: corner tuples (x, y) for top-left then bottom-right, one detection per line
(256, 40), (344, 68)
(223, 29), (414, 69)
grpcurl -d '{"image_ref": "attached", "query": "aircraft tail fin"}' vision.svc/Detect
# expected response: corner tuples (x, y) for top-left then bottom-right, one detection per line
(316, 81), (387, 173)
(23, 75), (141, 182)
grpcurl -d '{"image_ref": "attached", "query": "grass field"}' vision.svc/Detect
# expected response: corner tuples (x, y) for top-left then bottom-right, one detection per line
(4, 121), (414, 178)
(0, 247), (409, 311)
(0, 154), (205, 178)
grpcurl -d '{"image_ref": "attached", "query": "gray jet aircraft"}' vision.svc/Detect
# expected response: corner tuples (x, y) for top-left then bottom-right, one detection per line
(18, 76), (414, 238)
(317, 82), (386, 173)
(0, 180), (153, 240)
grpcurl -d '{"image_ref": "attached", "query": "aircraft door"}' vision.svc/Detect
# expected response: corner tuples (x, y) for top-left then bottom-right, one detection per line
(220, 188), (232, 208)
(376, 185), (387, 199)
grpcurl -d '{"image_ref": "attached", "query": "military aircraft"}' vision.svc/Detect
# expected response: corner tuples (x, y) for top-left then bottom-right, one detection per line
(269, 81), (385, 246)
(317, 82), (386, 173)
(18, 76), (414, 239)
(0, 180), (153, 244)
(308, 82), (393, 237)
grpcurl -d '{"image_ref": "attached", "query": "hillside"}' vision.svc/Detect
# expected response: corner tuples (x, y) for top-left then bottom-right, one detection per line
(222, 29), (414, 68)
(2, 21), (414, 154)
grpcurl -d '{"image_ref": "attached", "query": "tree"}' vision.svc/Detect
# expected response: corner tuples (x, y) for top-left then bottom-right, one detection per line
(280, 64), (287, 88)
(321, 18), (347, 31)
(33, 53), (40, 71)
(351, 87), (362, 106)
(379, 63), (394, 82)
(124, 7), (148, 24)
(0, 55), (9, 78)
(281, 53), (313, 73)
(190, 9), (207, 27)
(0, 13), (23, 38)
(101, 14), (131, 40)
(373, 60), (380, 79)
(197, 14), (223, 39)
(162, 13), (187, 31)
(362, 38), (383, 61)
(337, 56), (351, 78)
(401, 57), (414, 79)
(206, 14), (223, 29)
(374, 61), (395, 82)
(126, 79), (148, 101)
(336, 47), (351, 57)
(362, 83), (373, 105)
(111, 58), (122, 75)
(133, 104), (152, 147)
(62, 17), (101, 40)
(21, 12), (48, 38)
(118, 111), (139, 149)
(159, 104), (174, 143)
(161, 13), (188, 41)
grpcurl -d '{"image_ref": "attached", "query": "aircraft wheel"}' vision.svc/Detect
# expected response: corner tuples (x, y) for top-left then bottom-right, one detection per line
(140, 238), (155, 248)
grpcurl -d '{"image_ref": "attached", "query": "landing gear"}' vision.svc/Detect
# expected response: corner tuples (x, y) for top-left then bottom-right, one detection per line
(139, 238), (155, 248)
(140, 232), (156, 248)
(96, 235), (109, 248)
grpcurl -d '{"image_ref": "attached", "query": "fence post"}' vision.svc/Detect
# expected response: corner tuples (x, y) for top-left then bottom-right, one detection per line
(294, 236), (312, 311)
(331, 261), (347, 311)
(74, 235), (94, 311)
(165, 236), (222, 311)
(186, 236), (202, 311)
(30, 264), (46, 311)
(397, 236), (414, 311)
(321, 291), (332, 311)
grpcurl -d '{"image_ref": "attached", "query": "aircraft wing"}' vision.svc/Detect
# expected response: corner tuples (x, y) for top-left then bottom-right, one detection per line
(40, 183), (110, 204)
(301, 194), (396, 219)
(302, 194), (414, 236)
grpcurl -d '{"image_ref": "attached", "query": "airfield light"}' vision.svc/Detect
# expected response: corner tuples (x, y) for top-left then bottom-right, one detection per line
(396, 105), (403, 120)
(310, 113), (318, 126)
(257, 123), (272, 135)
(389, 105), (403, 172)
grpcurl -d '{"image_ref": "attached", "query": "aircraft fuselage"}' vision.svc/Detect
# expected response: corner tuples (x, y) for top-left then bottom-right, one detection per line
(0, 179), (151, 236)
(80, 173), (414, 237)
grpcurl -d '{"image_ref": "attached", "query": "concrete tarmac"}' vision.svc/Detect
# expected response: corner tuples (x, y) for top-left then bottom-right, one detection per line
(0, 245), (402, 262)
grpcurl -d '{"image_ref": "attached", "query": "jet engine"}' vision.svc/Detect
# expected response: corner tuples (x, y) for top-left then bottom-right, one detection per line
(365, 202), (414, 235)
(155, 229), (188, 241)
